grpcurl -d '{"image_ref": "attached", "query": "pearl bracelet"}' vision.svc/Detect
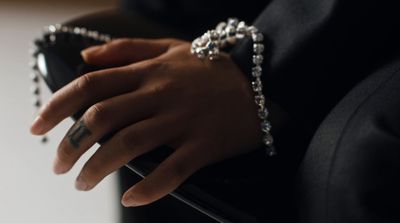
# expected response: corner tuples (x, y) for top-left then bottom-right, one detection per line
(191, 18), (276, 156)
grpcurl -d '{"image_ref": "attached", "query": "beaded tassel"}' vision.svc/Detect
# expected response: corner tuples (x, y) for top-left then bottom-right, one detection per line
(30, 24), (113, 144)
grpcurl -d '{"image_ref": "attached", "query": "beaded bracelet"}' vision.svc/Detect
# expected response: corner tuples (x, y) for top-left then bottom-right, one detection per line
(191, 18), (276, 156)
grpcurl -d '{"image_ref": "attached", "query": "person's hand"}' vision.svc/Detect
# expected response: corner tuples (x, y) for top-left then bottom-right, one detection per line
(30, 38), (270, 207)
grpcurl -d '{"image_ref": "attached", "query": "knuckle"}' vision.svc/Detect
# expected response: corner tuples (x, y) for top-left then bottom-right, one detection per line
(108, 38), (131, 50)
(75, 73), (95, 94)
(84, 103), (108, 127)
(147, 83), (167, 98)
(126, 59), (166, 82)
(146, 79), (176, 99)
(143, 59), (168, 72)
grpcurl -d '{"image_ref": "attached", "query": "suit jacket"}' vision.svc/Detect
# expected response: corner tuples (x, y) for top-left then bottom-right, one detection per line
(78, 1), (400, 222)
(228, 1), (400, 222)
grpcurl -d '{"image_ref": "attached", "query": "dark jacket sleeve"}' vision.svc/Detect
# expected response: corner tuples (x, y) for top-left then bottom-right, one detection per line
(231, 0), (400, 132)
(296, 55), (400, 223)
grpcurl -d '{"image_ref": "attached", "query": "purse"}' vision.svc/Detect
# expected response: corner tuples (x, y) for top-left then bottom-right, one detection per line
(30, 22), (279, 223)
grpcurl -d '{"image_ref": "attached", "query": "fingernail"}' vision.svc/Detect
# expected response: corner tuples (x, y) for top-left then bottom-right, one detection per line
(75, 175), (88, 191)
(53, 157), (69, 175)
(30, 116), (46, 135)
(121, 195), (139, 207)
(81, 46), (102, 60)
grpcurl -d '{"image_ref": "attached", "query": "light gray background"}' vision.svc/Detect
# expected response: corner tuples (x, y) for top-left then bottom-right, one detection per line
(0, 1), (119, 222)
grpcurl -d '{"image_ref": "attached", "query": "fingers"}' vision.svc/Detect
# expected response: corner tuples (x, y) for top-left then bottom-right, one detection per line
(30, 62), (150, 135)
(121, 143), (204, 207)
(81, 38), (174, 66)
(53, 89), (157, 175)
(74, 115), (178, 191)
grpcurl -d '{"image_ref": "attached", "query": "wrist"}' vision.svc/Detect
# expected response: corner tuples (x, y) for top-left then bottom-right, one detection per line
(191, 18), (276, 156)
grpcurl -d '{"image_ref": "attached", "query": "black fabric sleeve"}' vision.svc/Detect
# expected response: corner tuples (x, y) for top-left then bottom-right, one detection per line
(231, 0), (400, 131)
(296, 55), (400, 223)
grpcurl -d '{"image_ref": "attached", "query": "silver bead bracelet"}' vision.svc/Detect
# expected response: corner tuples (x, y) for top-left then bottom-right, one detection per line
(191, 18), (276, 156)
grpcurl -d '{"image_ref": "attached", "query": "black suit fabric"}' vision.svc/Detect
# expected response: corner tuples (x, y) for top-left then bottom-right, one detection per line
(87, 0), (400, 222)
(297, 57), (400, 223)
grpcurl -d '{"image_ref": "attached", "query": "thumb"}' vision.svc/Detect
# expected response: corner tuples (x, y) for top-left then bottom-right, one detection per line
(81, 38), (172, 66)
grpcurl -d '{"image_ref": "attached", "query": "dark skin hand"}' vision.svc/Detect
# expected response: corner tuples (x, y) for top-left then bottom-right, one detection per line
(30, 38), (283, 207)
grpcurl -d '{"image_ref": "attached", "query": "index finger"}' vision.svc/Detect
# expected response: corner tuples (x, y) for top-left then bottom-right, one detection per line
(30, 64), (146, 135)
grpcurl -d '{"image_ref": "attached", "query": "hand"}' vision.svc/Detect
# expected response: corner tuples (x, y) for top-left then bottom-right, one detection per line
(30, 38), (269, 207)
